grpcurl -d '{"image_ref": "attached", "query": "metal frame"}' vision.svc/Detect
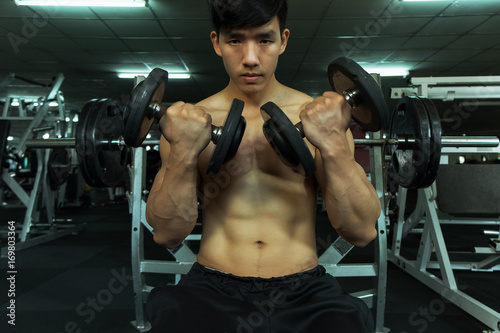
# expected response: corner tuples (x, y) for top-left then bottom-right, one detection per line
(388, 185), (500, 332)
(1, 149), (83, 257)
(129, 141), (389, 332)
(390, 76), (500, 101)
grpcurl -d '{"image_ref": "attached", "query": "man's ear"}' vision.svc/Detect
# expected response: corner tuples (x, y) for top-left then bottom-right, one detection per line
(210, 31), (222, 57)
(279, 29), (290, 55)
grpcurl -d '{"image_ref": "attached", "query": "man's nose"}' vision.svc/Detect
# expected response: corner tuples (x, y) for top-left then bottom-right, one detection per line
(242, 43), (259, 67)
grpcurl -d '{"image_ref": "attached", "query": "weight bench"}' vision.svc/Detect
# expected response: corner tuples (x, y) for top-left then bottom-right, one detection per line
(128, 143), (389, 332)
(436, 164), (500, 217)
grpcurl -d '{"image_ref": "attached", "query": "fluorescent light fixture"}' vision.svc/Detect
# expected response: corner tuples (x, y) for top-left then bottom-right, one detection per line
(401, 0), (493, 1)
(118, 72), (191, 79)
(359, 64), (410, 77)
(118, 73), (147, 79)
(169, 73), (191, 79)
(15, 0), (147, 7)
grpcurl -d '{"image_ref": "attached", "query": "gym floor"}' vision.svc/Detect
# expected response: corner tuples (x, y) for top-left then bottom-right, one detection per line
(1, 199), (499, 333)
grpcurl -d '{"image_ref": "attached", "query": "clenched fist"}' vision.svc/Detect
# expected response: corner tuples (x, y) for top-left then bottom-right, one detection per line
(159, 102), (213, 155)
(299, 91), (352, 151)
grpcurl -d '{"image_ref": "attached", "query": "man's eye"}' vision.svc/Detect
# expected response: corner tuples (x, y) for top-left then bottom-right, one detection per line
(261, 40), (273, 45)
(228, 40), (241, 45)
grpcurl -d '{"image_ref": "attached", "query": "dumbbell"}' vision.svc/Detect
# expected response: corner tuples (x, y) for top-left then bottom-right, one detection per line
(260, 57), (389, 177)
(123, 68), (247, 175)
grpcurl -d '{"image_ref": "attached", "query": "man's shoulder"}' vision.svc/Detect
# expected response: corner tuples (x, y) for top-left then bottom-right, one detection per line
(195, 92), (229, 112)
(280, 85), (313, 103)
(277, 85), (314, 112)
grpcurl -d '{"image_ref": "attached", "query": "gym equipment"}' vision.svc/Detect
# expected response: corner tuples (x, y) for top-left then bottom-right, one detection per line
(29, 95), (497, 189)
(122, 68), (247, 175)
(261, 57), (390, 177)
(263, 85), (498, 185)
(388, 96), (440, 189)
(386, 96), (499, 189)
(25, 98), (128, 188)
(76, 99), (127, 187)
(22, 68), (246, 188)
(435, 164), (500, 216)
(47, 148), (71, 190)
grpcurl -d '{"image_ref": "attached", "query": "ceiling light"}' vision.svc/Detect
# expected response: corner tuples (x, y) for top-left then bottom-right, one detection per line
(359, 64), (410, 77)
(400, 0), (491, 1)
(118, 73), (191, 79)
(15, 0), (147, 7)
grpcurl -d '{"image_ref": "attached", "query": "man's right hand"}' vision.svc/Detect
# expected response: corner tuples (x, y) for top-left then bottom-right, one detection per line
(159, 102), (213, 156)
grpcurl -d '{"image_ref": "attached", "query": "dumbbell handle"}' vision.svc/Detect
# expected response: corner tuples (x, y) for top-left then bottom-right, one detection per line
(150, 103), (222, 143)
(293, 89), (360, 137)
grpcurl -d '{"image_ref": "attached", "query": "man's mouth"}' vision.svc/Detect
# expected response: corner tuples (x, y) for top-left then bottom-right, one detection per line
(242, 73), (261, 82)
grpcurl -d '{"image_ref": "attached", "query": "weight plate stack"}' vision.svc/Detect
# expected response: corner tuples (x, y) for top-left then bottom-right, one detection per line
(418, 97), (442, 188)
(78, 99), (128, 188)
(389, 96), (432, 189)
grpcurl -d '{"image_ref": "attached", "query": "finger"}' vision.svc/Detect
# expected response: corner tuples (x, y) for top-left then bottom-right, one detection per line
(169, 101), (186, 109)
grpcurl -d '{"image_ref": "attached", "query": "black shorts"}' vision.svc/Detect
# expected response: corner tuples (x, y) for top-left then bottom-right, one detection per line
(147, 262), (374, 333)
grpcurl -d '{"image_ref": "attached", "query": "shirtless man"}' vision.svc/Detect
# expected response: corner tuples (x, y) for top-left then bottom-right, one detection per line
(145, 0), (381, 332)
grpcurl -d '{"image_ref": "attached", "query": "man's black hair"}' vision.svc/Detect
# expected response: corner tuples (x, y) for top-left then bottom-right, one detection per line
(209, 0), (288, 35)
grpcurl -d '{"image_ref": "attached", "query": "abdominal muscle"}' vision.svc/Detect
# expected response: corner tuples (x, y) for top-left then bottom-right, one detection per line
(196, 132), (320, 278)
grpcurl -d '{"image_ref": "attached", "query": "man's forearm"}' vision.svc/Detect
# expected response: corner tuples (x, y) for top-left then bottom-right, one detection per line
(318, 137), (381, 247)
(146, 153), (200, 249)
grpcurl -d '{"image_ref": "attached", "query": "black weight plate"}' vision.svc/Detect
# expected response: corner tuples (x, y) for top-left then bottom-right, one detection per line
(82, 100), (107, 187)
(76, 99), (98, 187)
(206, 98), (246, 175)
(328, 57), (389, 132)
(260, 102), (316, 177)
(48, 148), (71, 190)
(418, 97), (442, 188)
(123, 68), (168, 147)
(123, 80), (144, 126)
(389, 96), (432, 189)
(85, 99), (128, 187)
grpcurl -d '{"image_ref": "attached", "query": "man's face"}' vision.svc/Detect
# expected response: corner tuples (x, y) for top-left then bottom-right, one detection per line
(211, 17), (290, 95)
